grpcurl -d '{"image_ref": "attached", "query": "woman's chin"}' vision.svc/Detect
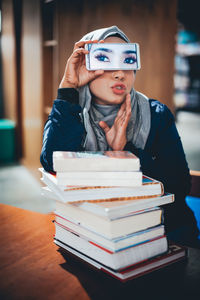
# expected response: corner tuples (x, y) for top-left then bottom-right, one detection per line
(94, 98), (124, 105)
(109, 95), (126, 105)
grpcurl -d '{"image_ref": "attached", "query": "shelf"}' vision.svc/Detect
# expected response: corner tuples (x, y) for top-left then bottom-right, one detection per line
(43, 40), (57, 47)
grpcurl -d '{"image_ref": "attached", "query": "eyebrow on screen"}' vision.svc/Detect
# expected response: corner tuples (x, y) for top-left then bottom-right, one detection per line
(92, 48), (113, 53)
(123, 50), (136, 54)
(92, 48), (136, 55)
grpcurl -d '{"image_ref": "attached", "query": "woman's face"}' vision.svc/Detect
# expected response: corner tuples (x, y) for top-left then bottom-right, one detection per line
(89, 36), (135, 105)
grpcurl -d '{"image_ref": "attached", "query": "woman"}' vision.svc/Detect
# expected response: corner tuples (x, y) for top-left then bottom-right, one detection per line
(40, 25), (198, 244)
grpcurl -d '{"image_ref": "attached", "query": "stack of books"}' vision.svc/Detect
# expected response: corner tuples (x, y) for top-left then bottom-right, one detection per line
(40, 151), (187, 282)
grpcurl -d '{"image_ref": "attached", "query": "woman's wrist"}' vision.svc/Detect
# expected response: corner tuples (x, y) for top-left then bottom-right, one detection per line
(59, 78), (78, 89)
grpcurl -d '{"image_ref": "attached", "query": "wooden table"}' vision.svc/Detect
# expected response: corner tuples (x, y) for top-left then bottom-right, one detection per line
(0, 204), (200, 300)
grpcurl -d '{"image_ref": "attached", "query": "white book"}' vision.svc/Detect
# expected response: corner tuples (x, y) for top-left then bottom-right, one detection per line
(55, 240), (187, 282)
(41, 185), (173, 220)
(55, 217), (165, 252)
(55, 171), (142, 187)
(55, 204), (163, 239)
(41, 186), (57, 200)
(54, 224), (168, 270)
(53, 151), (140, 172)
(40, 168), (164, 204)
(74, 193), (174, 219)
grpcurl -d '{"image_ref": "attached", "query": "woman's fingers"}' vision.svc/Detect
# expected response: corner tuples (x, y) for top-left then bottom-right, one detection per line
(125, 93), (131, 112)
(115, 94), (131, 126)
(73, 39), (101, 51)
(123, 94), (132, 125)
(116, 93), (131, 121)
(99, 121), (110, 134)
(71, 48), (89, 58)
(68, 48), (89, 67)
(64, 39), (105, 88)
(116, 101), (126, 119)
(87, 69), (104, 81)
(72, 39), (104, 69)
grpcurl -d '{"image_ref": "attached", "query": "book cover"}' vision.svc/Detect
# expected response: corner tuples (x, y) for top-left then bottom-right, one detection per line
(55, 240), (187, 282)
(53, 151), (140, 172)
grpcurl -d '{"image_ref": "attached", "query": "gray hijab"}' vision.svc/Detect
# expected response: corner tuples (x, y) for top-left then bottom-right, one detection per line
(78, 25), (151, 151)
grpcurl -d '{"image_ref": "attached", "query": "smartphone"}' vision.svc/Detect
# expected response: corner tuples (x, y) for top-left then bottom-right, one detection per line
(85, 43), (141, 71)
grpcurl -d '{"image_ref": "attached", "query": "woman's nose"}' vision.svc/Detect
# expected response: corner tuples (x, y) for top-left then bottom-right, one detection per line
(112, 70), (125, 80)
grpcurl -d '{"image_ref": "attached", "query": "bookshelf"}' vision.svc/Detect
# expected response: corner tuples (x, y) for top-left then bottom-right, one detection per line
(41, 0), (58, 124)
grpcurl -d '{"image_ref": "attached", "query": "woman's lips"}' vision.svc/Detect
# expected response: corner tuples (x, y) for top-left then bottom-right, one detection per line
(111, 83), (126, 95)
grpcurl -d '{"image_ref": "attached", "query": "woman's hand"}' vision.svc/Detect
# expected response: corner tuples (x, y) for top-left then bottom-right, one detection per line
(99, 94), (132, 150)
(59, 40), (104, 89)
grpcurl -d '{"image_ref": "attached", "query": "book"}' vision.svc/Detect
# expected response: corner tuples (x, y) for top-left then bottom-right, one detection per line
(41, 184), (173, 220)
(54, 224), (168, 270)
(41, 186), (57, 200)
(55, 170), (143, 187)
(55, 205), (163, 239)
(55, 216), (165, 252)
(71, 193), (174, 219)
(55, 240), (187, 282)
(53, 151), (140, 172)
(40, 168), (165, 203)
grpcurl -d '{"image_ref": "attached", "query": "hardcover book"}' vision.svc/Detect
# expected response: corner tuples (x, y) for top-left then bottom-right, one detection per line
(55, 240), (187, 282)
(53, 151), (140, 172)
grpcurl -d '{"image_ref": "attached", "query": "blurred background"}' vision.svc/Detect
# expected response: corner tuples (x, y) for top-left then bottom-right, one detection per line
(0, 0), (199, 216)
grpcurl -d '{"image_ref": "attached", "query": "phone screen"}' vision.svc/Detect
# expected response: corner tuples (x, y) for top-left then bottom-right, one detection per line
(85, 43), (141, 71)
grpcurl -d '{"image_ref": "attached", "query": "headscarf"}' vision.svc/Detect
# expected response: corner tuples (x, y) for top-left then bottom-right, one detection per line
(78, 25), (151, 151)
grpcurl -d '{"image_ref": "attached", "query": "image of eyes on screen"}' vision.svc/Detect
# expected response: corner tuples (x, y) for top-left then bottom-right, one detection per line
(86, 43), (141, 70)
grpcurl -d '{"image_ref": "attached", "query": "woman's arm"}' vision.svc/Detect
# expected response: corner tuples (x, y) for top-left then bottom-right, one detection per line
(40, 89), (85, 172)
(124, 100), (194, 231)
(125, 100), (191, 194)
(41, 39), (105, 172)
